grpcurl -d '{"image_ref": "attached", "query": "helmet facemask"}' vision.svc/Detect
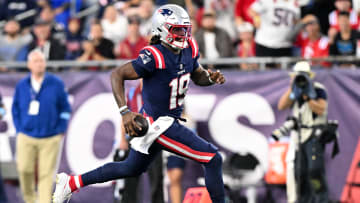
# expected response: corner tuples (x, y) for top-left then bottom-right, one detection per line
(163, 23), (192, 50)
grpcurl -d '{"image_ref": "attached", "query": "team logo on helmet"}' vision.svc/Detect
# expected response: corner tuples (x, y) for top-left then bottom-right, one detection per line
(158, 8), (173, 17)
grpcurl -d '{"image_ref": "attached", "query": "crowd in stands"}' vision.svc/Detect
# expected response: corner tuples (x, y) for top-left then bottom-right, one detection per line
(0, 0), (360, 70)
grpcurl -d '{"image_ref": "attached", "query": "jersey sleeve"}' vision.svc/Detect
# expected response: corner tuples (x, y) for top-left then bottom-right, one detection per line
(131, 49), (156, 78)
(188, 38), (201, 71)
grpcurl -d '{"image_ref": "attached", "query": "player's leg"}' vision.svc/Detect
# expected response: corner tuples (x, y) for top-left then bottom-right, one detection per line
(154, 121), (225, 203)
(52, 147), (160, 203)
(80, 148), (159, 186)
(167, 155), (186, 203)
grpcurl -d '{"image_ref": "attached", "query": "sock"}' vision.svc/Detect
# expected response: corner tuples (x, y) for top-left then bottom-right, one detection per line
(68, 175), (84, 192)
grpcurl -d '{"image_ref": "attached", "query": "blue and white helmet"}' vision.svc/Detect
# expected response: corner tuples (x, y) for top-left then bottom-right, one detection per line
(152, 4), (192, 50)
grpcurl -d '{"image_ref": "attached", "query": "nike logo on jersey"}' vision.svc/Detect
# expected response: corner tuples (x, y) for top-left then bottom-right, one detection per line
(139, 54), (152, 64)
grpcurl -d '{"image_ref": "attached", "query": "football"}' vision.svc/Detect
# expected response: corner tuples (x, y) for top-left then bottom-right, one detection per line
(133, 115), (149, 137)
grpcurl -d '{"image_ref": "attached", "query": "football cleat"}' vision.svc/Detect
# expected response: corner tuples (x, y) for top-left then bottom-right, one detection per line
(52, 173), (72, 203)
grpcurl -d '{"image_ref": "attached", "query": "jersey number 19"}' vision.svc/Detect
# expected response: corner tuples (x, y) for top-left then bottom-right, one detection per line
(169, 73), (190, 110)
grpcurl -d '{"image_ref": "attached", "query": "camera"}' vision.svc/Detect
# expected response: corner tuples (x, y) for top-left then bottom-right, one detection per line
(271, 117), (298, 141)
(294, 73), (310, 89)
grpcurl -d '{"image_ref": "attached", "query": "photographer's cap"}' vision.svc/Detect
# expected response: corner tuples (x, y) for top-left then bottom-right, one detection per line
(291, 61), (315, 78)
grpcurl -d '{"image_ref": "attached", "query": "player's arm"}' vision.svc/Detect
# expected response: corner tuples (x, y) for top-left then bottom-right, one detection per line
(190, 65), (225, 86)
(111, 62), (142, 137)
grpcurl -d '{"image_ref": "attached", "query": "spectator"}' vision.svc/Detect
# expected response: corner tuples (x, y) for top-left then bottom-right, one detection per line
(0, 0), (37, 28)
(328, 0), (358, 43)
(77, 22), (115, 70)
(0, 20), (32, 61)
(295, 15), (330, 67)
(249, 0), (300, 63)
(330, 11), (360, 67)
(116, 15), (148, 59)
(39, 6), (66, 45)
(195, 10), (233, 64)
(101, 5), (128, 45)
(12, 50), (71, 203)
(19, 18), (66, 61)
(138, 0), (155, 38)
(65, 18), (84, 60)
(236, 22), (257, 70)
(40, 0), (82, 28)
(205, 0), (237, 39)
(234, 0), (256, 25)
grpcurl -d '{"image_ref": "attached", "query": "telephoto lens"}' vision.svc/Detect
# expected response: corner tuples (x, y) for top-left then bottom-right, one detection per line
(294, 73), (309, 89)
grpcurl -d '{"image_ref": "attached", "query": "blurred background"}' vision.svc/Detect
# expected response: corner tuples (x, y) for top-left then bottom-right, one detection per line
(0, 0), (360, 203)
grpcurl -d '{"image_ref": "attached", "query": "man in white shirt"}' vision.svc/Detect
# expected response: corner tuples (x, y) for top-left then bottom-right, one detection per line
(249, 0), (301, 61)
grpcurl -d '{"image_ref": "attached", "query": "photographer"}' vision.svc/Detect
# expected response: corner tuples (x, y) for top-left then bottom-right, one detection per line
(277, 61), (328, 203)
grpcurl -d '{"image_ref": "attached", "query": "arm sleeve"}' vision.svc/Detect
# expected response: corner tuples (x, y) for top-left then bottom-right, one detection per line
(11, 85), (21, 132)
(56, 80), (72, 133)
(131, 49), (156, 78)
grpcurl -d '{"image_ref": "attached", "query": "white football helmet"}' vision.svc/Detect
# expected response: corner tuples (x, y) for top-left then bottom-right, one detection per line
(152, 4), (192, 49)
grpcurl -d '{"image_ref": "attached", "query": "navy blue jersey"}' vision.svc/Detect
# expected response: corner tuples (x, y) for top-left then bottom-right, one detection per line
(132, 38), (200, 120)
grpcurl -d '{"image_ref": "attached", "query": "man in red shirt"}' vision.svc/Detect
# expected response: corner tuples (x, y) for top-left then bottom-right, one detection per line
(234, 0), (256, 26)
(116, 15), (148, 59)
(295, 15), (330, 67)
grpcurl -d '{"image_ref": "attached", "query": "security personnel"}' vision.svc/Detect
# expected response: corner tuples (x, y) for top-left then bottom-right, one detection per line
(277, 61), (328, 203)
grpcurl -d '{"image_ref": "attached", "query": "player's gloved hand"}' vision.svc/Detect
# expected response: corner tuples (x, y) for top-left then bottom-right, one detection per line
(122, 111), (144, 137)
(208, 69), (226, 84)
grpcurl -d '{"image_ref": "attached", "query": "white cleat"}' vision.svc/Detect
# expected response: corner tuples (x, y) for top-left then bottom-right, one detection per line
(52, 173), (72, 203)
